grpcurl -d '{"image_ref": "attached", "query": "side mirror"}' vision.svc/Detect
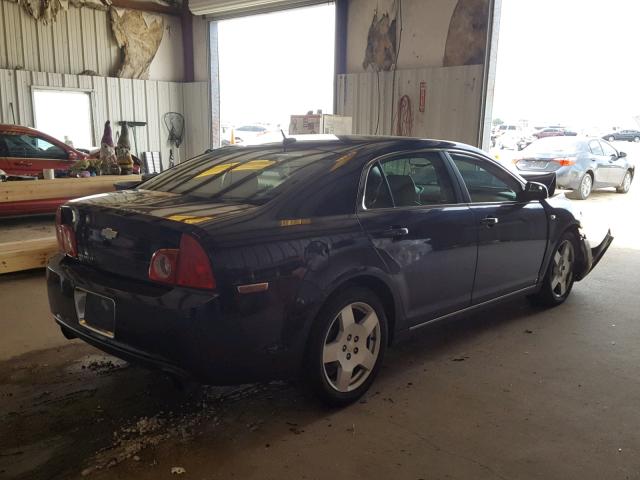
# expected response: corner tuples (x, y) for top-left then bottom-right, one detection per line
(520, 181), (548, 201)
(619, 151), (627, 158)
(68, 151), (79, 161)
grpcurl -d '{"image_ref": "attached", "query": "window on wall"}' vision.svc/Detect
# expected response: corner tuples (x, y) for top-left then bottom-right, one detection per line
(215, 3), (335, 146)
(33, 89), (93, 150)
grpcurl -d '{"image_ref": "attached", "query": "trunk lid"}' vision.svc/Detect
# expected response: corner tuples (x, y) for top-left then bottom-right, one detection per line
(64, 189), (257, 282)
(515, 156), (563, 172)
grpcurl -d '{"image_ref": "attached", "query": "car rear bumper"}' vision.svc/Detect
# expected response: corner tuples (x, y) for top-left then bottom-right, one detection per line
(518, 167), (580, 190)
(47, 254), (301, 384)
(576, 229), (614, 281)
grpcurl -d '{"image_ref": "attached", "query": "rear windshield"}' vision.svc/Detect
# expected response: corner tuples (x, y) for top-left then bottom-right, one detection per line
(141, 147), (343, 205)
(523, 137), (582, 156)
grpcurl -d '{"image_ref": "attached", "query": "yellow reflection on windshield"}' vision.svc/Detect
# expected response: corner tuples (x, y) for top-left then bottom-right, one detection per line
(196, 159), (276, 178)
(235, 159), (275, 171)
(196, 163), (238, 178)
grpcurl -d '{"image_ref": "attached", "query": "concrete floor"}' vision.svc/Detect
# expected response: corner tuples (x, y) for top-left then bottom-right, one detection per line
(0, 160), (638, 479)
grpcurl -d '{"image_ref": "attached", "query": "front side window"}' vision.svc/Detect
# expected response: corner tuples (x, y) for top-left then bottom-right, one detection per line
(0, 133), (67, 159)
(600, 141), (617, 157)
(450, 154), (519, 203)
(589, 140), (604, 156)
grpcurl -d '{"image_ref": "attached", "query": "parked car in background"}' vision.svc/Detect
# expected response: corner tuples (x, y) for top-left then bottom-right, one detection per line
(533, 127), (578, 139)
(0, 124), (86, 178)
(602, 130), (640, 143)
(513, 137), (634, 199)
(48, 136), (612, 406)
(233, 125), (269, 144)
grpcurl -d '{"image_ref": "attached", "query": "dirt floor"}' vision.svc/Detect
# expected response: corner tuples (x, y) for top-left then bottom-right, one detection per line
(0, 149), (638, 480)
(0, 215), (55, 243)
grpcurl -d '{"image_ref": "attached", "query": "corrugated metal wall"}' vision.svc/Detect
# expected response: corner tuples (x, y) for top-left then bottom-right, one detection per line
(183, 82), (211, 158)
(0, 0), (119, 76)
(336, 64), (484, 146)
(0, 68), (211, 167)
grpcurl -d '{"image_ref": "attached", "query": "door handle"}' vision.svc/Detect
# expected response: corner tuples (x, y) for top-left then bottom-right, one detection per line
(380, 227), (409, 238)
(480, 217), (499, 227)
(16, 161), (33, 166)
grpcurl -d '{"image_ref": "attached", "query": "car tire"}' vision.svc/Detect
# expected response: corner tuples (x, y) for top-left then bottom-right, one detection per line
(567, 173), (592, 200)
(616, 170), (633, 194)
(608, 136), (616, 142)
(634, 137), (640, 143)
(305, 286), (388, 407)
(529, 232), (578, 308)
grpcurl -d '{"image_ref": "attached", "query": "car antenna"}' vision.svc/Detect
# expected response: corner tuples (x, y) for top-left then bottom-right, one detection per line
(281, 129), (296, 152)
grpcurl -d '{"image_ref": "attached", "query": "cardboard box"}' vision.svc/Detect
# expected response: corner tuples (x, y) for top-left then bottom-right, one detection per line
(289, 114), (353, 135)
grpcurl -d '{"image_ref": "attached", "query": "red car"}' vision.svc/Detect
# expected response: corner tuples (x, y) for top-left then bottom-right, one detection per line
(0, 124), (90, 217)
(0, 124), (86, 178)
(533, 127), (578, 139)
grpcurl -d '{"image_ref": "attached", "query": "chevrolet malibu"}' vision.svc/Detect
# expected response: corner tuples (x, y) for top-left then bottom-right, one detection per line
(47, 137), (612, 406)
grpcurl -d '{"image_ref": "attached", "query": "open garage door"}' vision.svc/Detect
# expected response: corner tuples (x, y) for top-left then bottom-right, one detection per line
(210, 2), (335, 147)
(190, 0), (329, 18)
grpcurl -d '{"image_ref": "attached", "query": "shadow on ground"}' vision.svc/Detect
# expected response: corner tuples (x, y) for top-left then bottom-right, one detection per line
(0, 296), (541, 480)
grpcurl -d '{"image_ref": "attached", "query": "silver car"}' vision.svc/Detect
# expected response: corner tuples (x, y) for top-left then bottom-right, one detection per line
(514, 137), (634, 199)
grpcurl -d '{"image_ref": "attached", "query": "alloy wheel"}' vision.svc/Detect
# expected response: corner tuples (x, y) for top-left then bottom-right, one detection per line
(581, 174), (592, 198)
(551, 240), (574, 299)
(609, 136), (615, 142)
(622, 172), (632, 192)
(322, 302), (381, 393)
(634, 137), (640, 143)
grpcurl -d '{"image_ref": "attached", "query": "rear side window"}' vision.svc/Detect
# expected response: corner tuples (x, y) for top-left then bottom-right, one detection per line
(364, 164), (393, 209)
(364, 152), (456, 209)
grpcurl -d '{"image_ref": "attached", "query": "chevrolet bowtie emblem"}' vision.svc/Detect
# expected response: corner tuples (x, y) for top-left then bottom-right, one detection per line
(101, 227), (118, 240)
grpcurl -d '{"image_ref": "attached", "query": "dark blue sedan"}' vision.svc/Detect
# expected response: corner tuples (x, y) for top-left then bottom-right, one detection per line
(47, 137), (612, 406)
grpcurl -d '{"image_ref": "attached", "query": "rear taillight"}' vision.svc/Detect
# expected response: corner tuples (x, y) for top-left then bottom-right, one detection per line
(55, 207), (77, 257)
(553, 158), (576, 167)
(149, 234), (216, 290)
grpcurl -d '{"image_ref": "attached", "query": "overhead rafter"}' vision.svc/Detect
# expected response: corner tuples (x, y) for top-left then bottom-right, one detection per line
(110, 0), (181, 16)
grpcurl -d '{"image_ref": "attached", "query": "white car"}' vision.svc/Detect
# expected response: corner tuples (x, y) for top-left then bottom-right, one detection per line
(233, 125), (269, 144)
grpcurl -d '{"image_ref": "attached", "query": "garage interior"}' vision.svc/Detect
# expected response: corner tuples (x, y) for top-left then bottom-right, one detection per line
(1, 0), (638, 479)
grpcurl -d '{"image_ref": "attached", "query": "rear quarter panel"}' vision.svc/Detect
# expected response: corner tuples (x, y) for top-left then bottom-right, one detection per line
(199, 213), (397, 370)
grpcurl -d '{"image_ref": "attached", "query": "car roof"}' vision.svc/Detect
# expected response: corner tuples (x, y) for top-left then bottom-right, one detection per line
(0, 124), (45, 134)
(230, 135), (488, 157)
(0, 123), (83, 153)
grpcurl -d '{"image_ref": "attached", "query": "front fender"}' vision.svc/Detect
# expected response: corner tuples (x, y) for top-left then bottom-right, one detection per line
(576, 229), (614, 281)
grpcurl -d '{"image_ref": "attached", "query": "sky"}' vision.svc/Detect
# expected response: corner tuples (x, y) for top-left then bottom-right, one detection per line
(217, 4), (335, 129)
(492, 0), (640, 131)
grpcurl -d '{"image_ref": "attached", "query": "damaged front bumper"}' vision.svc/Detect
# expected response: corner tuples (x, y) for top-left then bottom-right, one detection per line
(576, 229), (614, 281)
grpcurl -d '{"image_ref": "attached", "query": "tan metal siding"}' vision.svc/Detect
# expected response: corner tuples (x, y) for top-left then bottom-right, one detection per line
(0, 68), (209, 161)
(336, 65), (484, 147)
(0, 0), (119, 77)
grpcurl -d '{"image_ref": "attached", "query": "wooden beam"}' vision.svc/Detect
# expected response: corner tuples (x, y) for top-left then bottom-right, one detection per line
(109, 0), (181, 17)
(0, 175), (142, 204)
(0, 237), (58, 274)
(181, 0), (195, 82)
(333, 0), (348, 114)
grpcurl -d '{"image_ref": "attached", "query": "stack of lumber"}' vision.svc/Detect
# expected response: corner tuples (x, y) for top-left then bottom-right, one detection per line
(0, 175), (141, 274)
(0, 237), (58, 274)
(0, 175), (141, 203)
